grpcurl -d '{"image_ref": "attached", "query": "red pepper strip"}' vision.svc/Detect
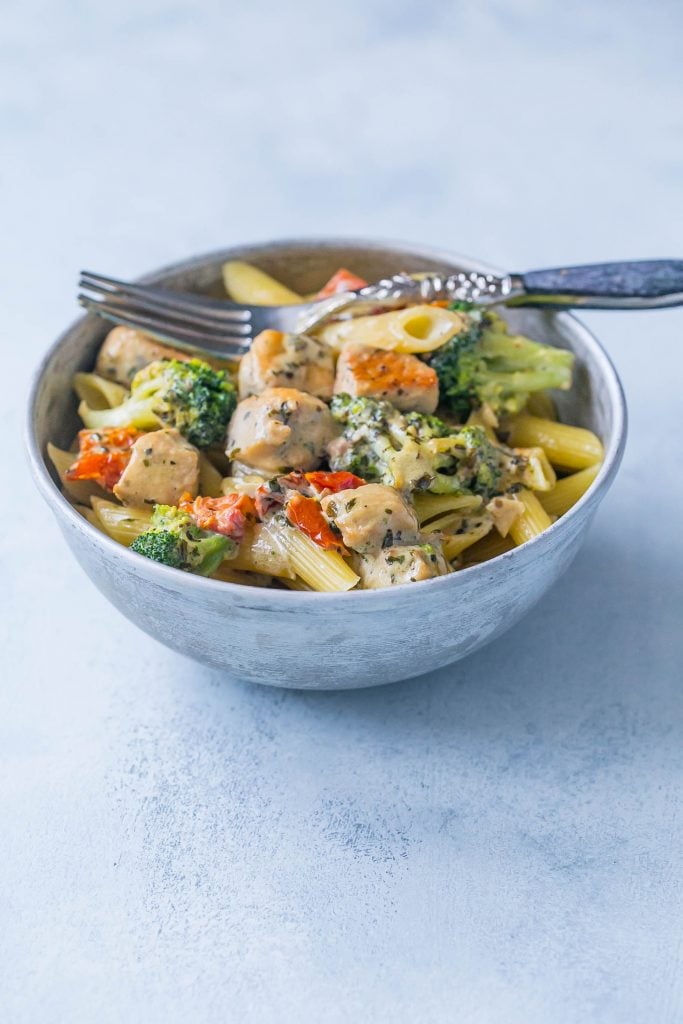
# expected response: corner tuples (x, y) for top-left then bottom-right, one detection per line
(316, 268), (368, 298)
(65, 427), (141, 491)
(304, 471), (365, 494)
(181, 492), (257, 542)
(285, 493), (348, 554)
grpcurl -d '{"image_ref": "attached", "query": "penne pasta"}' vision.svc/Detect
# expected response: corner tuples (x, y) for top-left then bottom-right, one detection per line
(47, 442), (108, 504)
(73, 372), (128, 410)
(518, 446), (557, 492)
(525, 390), (557, 420)
(505, 414), (603, 470)
(413, 492), (483, 524)
(461, 531), (515, 565)
(317, 305), (467, 354)
(466, 405), (499, 442)
(441, 517), (494, 560)
(507, 489), (553, 546)
(539, 463), (601, 517)
(229, 522), (294, 579)
(267, 516), (359, 592)
(220, 472), (268, 497)
(281, 576), (314, 592)
(91, 497), (152, 545)
(222, 261), (302, 305)
(422, 509), (487, 536)
(72, 502), (104, 531)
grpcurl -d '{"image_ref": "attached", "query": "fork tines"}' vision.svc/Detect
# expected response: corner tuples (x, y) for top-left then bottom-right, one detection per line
(78, 271), (253, 357)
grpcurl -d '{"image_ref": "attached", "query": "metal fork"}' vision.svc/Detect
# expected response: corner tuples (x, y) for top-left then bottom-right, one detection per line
(78, 270), (361, 358)
(79, 259), (683, 359)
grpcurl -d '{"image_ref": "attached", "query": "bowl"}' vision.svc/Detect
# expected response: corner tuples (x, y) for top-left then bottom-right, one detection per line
(27, 239), (627, 689)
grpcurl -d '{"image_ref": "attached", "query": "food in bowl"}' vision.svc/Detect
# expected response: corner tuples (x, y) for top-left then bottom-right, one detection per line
(48, 259), (604, 593)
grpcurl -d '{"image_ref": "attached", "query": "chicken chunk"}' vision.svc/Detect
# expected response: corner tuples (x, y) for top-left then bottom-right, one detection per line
(95, 327), (190, 384)
(333, 344), (439, 414)
(113, 428), (199, 506)
(238, 330), (335, 400)
(226, 387), (335, 473)
(352, 542), (449, 589)
(95, 326), (227, 385)
(320, 483), (419, 554)
(486, 495), (524, 537)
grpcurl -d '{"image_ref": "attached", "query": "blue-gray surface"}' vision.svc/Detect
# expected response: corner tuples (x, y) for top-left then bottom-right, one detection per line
(2, 2), (683, 1021)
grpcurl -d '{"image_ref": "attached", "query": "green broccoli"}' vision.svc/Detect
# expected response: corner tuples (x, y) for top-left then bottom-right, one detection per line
(427, 307), (574, 420)
(131, 504), (232, 575)
(329, 394), (517, 499)
(78, 358), (236, 448)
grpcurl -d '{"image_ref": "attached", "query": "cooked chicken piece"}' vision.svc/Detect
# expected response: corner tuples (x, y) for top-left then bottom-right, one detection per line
(226, 387), (335, 473)
(95, 327), (191, 384)
(486, 495), (524, 537)
(352, 542), (449, 589)
(320, 483), (419, 553)
(95, 326), (227, 385)
(333, 344), (439, 414)
(113, 428), (199, 506)
(238, 330), (335, 400)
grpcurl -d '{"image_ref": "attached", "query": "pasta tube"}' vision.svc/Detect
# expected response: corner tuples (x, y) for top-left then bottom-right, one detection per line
(518, 446), (557, 492)
(539, 463), (600, 517)
(507, 489), (553, 546)
(220, 472), (268, 497)
(267, 516), (359, 592)
(47, 442), (107, 504)
(72, 502), (104, 531)
(230, 523), (294, 579)
(461, 531), (515, 565)
(73, 372), (128, 410)
(317, 305), (467, 354)
(222, 261), (302, 305)
(466, 405), (499, 442)
(91, 497), (152, 545)
(505, 414), (603, 470)
(441, 517), (493, 560)
(281, 576), (314, 592)
(525, 390), (557, 420)
(413, 492), (483, 525)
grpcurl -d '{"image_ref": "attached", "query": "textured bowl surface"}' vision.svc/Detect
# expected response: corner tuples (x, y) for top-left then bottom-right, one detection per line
(27, 239), (627, 689)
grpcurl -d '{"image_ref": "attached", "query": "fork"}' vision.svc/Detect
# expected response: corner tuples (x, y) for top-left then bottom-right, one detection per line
(79, 260), (683, 359)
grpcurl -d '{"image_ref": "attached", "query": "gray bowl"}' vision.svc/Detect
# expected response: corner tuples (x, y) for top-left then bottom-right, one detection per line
(27, 239), (627, 689)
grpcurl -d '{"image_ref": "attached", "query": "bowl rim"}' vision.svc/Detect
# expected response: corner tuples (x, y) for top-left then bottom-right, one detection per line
(26, 236), (627, 604)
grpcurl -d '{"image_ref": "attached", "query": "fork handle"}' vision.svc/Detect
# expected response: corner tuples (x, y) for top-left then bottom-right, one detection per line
(515, 260), (683, 309)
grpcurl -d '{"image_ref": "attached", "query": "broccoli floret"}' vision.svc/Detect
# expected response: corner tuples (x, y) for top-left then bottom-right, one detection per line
(328, 394), (398, 481)
(427, 424), (509, 499)
(329, 395), (516, 499)
(427, 307), (574, 419)
(79, 359), (236, 448)
(131, 504), (232, 576)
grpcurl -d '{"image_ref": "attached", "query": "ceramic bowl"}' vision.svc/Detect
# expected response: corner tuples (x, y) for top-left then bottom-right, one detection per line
(27, 239), (627, 689)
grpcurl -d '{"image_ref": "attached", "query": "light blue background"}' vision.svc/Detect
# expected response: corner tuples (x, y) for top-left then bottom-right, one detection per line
(2, 2), (683, 1021)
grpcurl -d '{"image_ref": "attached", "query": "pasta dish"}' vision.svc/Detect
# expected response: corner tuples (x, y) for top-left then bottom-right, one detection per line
(49, 260), (604, 592)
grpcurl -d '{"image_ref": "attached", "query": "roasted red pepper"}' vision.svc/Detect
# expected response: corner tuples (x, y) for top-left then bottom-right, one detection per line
(304, 471), (365, 494)
(180, 491), (257, 542)
(285, 493), (348, 554)
(65, 427), (141, 491)
(317, 268), (368, 298)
